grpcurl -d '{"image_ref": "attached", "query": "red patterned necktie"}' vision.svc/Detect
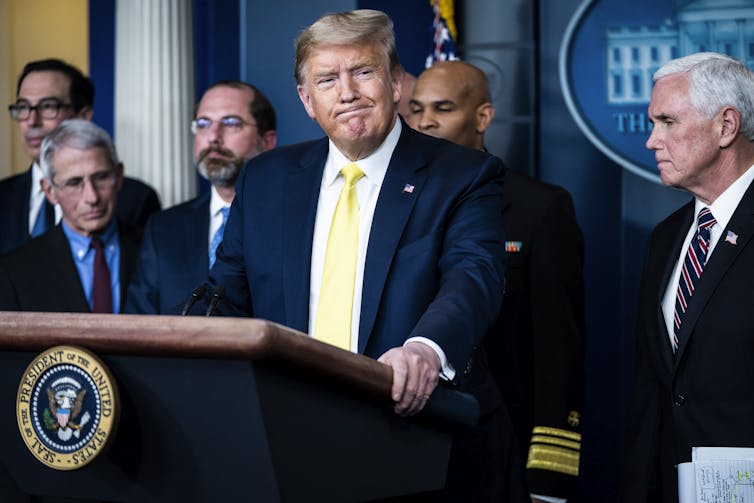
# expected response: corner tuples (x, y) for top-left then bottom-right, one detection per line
(91, 236), (113, 313)
(672, 207), (716, 352)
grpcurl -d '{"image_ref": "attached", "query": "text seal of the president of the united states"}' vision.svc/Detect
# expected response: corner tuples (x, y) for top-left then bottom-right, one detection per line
(16, 345), (119, 470)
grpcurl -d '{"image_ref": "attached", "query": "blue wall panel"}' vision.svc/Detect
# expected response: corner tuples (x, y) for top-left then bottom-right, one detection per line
(241, 0), (356, 146)
(88, 0), (116, 138)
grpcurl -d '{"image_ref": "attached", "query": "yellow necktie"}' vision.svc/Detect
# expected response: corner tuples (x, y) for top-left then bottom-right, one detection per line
(314, 162), (365, 350)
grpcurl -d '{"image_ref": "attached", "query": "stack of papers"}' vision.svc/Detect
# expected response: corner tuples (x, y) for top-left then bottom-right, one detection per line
(678, 447), (754, 502)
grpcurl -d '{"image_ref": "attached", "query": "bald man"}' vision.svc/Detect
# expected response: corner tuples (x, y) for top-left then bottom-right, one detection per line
(408, 61), (586, 503)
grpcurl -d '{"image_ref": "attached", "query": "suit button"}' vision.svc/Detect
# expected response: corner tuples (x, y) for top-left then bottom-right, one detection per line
(674, 394), (686, 406)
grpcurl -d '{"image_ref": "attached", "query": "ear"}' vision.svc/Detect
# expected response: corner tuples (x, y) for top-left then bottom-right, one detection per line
(41, 178), (58, 206)
(719, 107), (740, 149)
(261, 130), (277, 151)
(475, 103), (495, 135)
(78, 106), (94, 121)
(391, 70), (403, 106)
(297, 84), (316, 120)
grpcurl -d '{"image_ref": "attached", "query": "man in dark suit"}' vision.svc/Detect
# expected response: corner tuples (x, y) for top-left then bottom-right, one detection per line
(620, 52), (754, 502)
(0, 119), (139, 313)
(0, 58), (159, 256)
(124, 80), (277, 314)
(205, 9), (526, 501)
(408, 60), (585, 503)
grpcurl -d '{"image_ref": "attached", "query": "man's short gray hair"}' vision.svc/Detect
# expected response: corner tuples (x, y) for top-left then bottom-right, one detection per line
(40, 119), (120, 180)
(654, 52), (754, 140)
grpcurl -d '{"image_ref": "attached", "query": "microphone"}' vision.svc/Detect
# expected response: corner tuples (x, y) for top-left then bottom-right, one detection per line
(181, 284), (208, 316)
(205, 285), (225, 316)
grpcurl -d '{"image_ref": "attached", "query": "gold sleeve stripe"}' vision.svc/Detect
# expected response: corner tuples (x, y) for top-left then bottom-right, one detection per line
(530, 434), (580, 451)
(532, 426), (582, 442)
(527, 445), (580, 476)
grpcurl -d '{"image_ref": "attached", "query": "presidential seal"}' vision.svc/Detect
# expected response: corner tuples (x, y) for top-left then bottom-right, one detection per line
(16, 346), (119, 470)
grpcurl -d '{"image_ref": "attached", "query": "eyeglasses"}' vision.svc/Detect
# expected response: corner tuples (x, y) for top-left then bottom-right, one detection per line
(8, 98), (74, 121)
(191, 116), (255, 135)
(51, 171), (118, 196)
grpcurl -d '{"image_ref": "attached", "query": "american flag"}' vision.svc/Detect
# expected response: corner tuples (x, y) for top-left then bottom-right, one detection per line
(725, 230), (738, 245)
(403, 183), (415, 194)
(425, 0), (459, 68)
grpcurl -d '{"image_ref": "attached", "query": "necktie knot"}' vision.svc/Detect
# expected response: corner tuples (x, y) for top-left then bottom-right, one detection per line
(90, 236), (104, 251)
(220, 206), (230, 223)
(697, 207), (716, 231)
(341, 162), (365, 187)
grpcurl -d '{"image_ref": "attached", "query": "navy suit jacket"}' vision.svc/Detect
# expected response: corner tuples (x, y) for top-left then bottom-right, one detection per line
(125, 192), (211, 314)
(208, 123), (506, 396)
(0, 223), (140, 312)
(0, 167), (160, 256)
(621, 179), (754, 502)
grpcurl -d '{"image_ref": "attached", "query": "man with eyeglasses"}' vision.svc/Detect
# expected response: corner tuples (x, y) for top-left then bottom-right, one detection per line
(0, 119), (141, 313)
(124, 80), (276, 314)
(0, 58), (160, 256)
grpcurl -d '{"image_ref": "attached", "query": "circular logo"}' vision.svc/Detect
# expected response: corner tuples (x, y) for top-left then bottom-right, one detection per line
(16, 346), (119, 470)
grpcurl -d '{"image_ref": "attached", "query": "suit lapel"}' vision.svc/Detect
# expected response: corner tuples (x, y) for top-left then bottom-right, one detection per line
(118, 226), (139, 311)
(190, 194), (211, 271)
(358, 129), (428, 353)
(282, 140), (328, 333)
(21, 168), (34, 235)
(50, 226), (92, 312)
(656, 202), (694, 371)
(674, 183), (754, 365)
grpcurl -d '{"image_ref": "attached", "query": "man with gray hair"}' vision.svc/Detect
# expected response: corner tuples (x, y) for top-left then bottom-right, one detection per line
(0, 119), (141, 313)
(204, 9), (526, 501)
(621, 52), (754, 501)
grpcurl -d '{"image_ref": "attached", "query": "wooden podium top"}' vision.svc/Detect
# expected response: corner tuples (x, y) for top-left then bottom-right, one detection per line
(0, 312), (393, 402)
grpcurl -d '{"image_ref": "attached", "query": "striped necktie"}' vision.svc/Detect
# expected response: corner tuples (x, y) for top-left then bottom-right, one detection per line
(672, 207), (716, 352)
(314, 162), (365, 350)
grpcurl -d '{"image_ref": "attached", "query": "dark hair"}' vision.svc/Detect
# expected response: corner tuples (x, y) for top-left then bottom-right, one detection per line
(201, 80), (276, 135)
(16, 59), (95, 113)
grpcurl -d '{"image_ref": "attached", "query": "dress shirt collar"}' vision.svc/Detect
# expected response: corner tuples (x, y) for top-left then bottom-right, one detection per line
(698, 163), (754, 232)
(209, 185), (231, 218)
(62, 219), (119, 261)
(323, 118), (402, 189)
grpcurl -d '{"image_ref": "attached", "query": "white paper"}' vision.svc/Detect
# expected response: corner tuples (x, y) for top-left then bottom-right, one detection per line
(677, 447), (754, 502)
(694, 459), (754, 502)
(678, 462), (696, 503)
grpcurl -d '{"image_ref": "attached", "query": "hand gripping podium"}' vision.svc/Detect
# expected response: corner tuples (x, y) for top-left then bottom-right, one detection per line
(0, 312), (477, 502)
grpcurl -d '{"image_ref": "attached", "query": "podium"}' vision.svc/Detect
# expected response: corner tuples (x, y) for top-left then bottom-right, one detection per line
(0, 312), (466, 502)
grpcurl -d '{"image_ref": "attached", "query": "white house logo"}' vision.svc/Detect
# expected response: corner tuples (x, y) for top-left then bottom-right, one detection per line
(16, 346), (119, 470)
(560, 0), (754, 183)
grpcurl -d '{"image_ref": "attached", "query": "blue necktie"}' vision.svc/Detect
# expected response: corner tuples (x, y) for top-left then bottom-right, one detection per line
(209, 207), (230, 269)
(31, 201), (50, 237)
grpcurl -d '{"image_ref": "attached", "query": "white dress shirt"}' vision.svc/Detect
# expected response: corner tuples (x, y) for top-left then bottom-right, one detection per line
(208, 185), (231, 249)
(29, 162), (62, 233)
